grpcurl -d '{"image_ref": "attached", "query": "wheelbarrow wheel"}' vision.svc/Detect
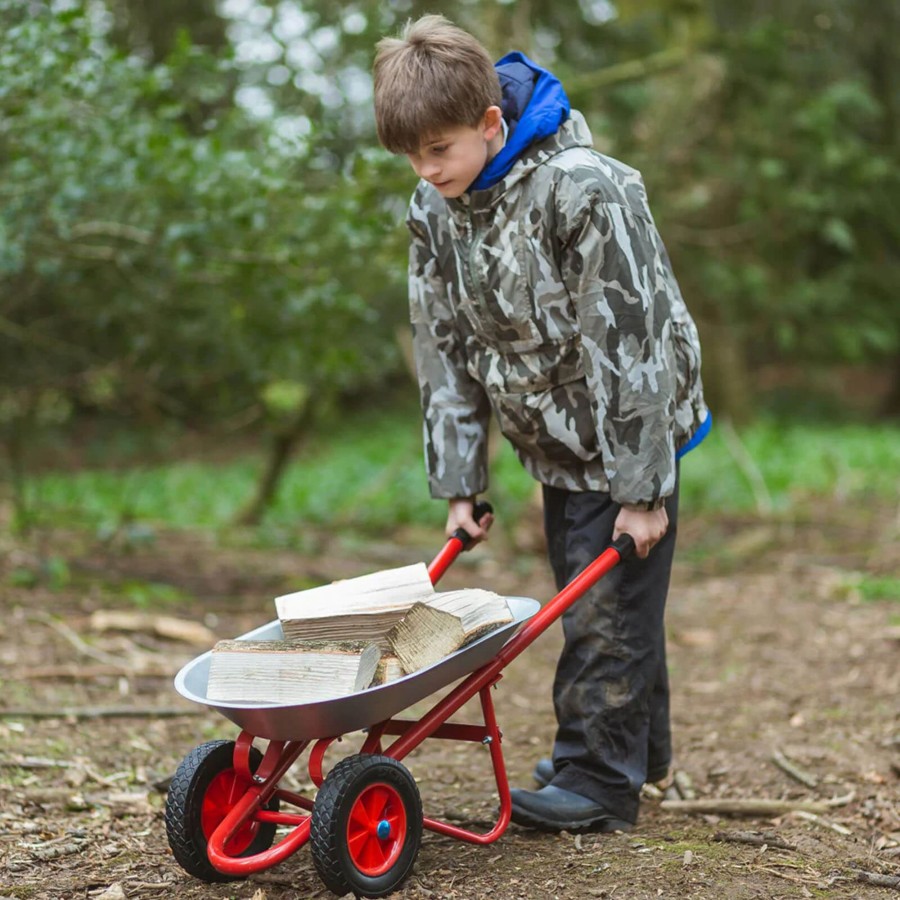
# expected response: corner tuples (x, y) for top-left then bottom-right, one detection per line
(311, 754), (423, 898)
(165, 739), (279, 882)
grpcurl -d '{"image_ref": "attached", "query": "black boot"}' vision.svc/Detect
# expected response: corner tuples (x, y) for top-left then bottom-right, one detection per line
(510, 786), (633, 834)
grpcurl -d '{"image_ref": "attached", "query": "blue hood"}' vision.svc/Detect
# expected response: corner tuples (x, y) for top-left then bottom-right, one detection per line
(469, 52), (570, 192)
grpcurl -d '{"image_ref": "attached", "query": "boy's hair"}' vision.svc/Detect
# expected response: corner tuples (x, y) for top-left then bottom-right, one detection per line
(373, 15), (502, 154)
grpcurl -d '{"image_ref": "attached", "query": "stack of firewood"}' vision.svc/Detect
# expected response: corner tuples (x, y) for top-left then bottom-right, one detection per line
(206, 563), (512, 705)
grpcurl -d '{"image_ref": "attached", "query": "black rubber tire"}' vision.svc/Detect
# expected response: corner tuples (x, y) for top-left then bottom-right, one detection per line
(310, 754), (423, 898)
(164, 739), (279, 883)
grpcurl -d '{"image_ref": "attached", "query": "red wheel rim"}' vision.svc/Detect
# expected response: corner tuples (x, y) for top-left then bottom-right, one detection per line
(346, 782), (408, 877)
(200, 770), (259, 855)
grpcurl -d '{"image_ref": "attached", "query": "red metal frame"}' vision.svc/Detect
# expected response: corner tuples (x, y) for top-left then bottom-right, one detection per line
(203, 531), (626, 875)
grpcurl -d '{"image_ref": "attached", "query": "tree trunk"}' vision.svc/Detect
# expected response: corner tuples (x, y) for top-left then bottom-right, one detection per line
(235, 418), (307, 527)
(881, 353), (900, 418)
(4, 415), (32, 534)
(107, 0), (229, 62)
(695, 318), (754, 425)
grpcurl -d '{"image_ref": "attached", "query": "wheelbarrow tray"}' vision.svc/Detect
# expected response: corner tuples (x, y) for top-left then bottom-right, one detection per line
(174, 595), (540, 742)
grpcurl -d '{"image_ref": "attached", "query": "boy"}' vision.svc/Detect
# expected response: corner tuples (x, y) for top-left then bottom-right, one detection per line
(373, 16), (709, 833)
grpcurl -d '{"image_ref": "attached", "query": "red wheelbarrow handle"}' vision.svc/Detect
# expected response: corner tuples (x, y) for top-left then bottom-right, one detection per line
(427, 501), (494, 585)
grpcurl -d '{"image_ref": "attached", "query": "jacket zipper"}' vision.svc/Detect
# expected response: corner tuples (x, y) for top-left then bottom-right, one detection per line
(465, 210), (487, 311)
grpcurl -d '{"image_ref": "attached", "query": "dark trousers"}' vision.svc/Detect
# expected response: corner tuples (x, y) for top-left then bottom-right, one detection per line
(542, 472), (679, 823)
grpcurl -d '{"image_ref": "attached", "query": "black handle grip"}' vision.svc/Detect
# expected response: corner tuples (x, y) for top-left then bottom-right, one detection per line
(612, 533), (635, 559)
(452, 500), (495, 550)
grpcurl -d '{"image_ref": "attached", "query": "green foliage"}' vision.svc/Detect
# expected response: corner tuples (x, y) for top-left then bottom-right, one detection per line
(7, 556), (71, 590)
(0, 0), (409, 442)
(215, 0), (898, 420)
(119, 579), (191, 608)
(2, 0), (897, 531)
(21, 414), (900, 534)
(606, 2), (899, 395)
(855, 576), (900, 604)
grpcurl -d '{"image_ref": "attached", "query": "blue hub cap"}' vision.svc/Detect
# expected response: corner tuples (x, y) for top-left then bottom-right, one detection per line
(376, 819), (391, 840)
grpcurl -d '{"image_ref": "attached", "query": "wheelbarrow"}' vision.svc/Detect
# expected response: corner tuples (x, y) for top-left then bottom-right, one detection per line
(165, 504), (635, 897)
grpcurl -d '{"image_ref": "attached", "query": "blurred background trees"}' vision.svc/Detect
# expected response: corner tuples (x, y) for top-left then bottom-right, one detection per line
(2, 0), (897, 523)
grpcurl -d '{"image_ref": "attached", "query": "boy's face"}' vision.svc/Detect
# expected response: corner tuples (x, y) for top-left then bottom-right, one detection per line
(405, 107), (503, 198)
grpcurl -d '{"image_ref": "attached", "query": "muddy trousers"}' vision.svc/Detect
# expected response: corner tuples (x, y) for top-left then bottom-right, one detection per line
(542, 473), (679, 824)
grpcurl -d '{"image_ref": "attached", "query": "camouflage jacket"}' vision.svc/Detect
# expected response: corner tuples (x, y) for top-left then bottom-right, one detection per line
(406, 110), (708, 508)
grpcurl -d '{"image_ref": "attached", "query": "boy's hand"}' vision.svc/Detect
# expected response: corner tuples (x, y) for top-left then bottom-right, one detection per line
(613, 506), (669, 559)
(446, 498), (494, 546)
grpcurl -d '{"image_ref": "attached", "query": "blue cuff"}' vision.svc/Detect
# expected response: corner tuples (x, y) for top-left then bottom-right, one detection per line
(676, 411), (712, 460)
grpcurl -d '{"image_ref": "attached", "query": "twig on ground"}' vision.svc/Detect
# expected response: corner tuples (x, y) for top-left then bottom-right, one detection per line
(31, 841), (87, 861)
(787, 810), (853, 836)
(16, 663), (171, 679)
(753, 864), (818, 886)
(89, 610), (217, 647)
(662, 798), (833, 816)
(713, 830), (797, 851)
(0, 755), (73, 769)
(771, 747), (819, 789)
(26, 611), (129, 668)
(855, 870), (900, 890)
(0, 706), (202, 720)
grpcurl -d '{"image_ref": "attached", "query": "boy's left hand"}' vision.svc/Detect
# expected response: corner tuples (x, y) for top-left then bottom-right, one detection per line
(613, 506), (669, 559)
(446, 498), (494, 546)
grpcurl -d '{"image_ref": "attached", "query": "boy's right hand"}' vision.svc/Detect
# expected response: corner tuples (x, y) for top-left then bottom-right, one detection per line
(613, 505), (669, 559)
(446, 498), (494, 546)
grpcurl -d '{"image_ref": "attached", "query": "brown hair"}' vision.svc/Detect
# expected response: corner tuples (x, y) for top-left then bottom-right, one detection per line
(373, 15), (502, 154)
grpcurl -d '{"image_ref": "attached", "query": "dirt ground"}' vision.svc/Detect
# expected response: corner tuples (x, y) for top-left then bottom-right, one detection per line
(1, 502), (898, 900)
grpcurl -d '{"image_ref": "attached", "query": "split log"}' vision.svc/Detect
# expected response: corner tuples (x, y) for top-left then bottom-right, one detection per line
(276, 566), (511, 650)
(276, 563), (435, 642)
(386, 603), (465, 675)
(384, 591), (512, 675)
(425, 589), (513, 642)
(209, 568), (515, 703)
(207, 640), (386, 704)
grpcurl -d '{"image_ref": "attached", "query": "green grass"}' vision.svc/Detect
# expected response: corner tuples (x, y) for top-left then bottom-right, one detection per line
(851, 574), (900, 604)
(11, 407), (900, 537)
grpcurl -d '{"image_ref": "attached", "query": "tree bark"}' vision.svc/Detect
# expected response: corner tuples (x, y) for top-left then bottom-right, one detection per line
(235, 418), (308, 526)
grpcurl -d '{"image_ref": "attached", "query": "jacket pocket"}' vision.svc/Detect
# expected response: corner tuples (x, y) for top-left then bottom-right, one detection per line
(472, 333), (584, 395)
(490, 375), (599, 465)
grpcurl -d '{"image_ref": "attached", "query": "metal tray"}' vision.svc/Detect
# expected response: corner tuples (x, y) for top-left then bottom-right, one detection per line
(174, 596), (540, 741)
